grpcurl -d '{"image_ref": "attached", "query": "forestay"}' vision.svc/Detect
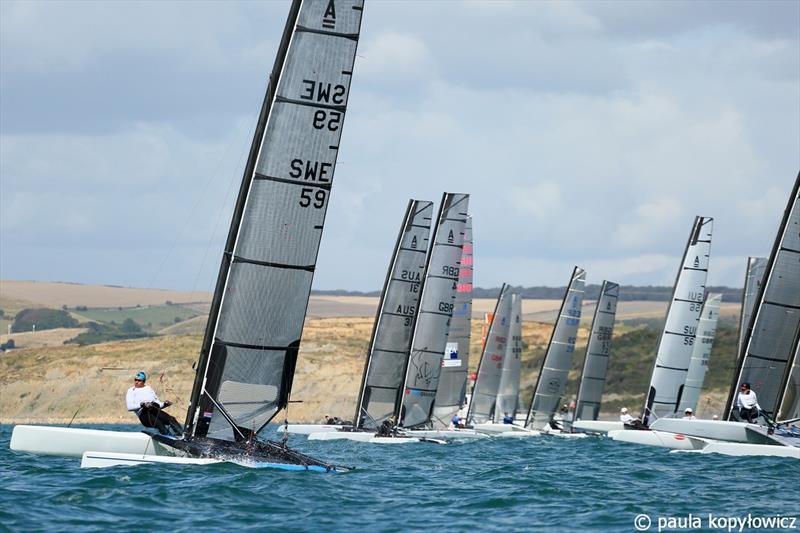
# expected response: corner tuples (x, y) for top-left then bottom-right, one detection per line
(467, 284), (512, 424)
(400, 193), (469, 428)
(354, 200), (433, 430)
(737, 257), (768, 358)
(727, 173), (800, 421)
(643, 216), (713, 424)
(494, 292), (523, 421)
(678, 293), (722, 413)
(185, 0), (365, 441)
(525, 267), (586, 430)
(574, 281), (619, 422)
(432, 217), (474, 427)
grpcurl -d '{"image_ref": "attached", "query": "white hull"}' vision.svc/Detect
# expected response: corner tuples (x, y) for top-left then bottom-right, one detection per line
(541, 428), (588, 439)
(471, 422), (530, 434)
(307, 431), (420, 444)
(276, 424), (350, 435)
(609, 429), (708, 450)
(10, 425), (167, 458)
(649, 419), (765, 443)
(571, 420), (624, 434)
(405, 429), (489, 440)
(493, 429), (542, 438)
(671, 442), (800, 458)
(81, 451), (220, 469)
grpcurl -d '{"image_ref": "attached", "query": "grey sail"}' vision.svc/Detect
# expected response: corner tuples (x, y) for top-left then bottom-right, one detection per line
(400, 193), (470, 428)
(185, 0), (365, 442)
(778, 340), (800, 422)
(466, 284), (512, 424)
(678, 293), (722, 413)
(736, 257), (768, 359)
(353, 200), (433, 430)
(525, 267), (586, 430)
(432, 217), (474, 427)
(726, 172), (800, 421)
(573, 281), (619, 422)
(494, 291), (523, 422)
(643, 216), (713, 424)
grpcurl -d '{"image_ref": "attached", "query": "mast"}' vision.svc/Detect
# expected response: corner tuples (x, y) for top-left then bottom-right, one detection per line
(642, 216), (713, 424)
(398, 193), (469, 428)
(524, 266), (586, 430)
(185, 0), (365, 440)
(466, 284), (510, 424)
(352, 200), (432, 429)
(725, 172), (800, 419)
(573, 281), (619, 422)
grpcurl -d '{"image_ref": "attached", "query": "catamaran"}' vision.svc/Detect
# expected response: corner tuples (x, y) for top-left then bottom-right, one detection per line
(568, 281), (619, 434)
(309, 193), (473, 443)
(519, 267), (586, 438)
(11, 0), (366, 470)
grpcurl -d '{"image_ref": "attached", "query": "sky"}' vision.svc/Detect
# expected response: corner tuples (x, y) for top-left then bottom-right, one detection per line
(1, 0), (798, 293)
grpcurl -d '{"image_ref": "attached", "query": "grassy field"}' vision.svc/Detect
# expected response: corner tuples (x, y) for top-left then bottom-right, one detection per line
(74, 305), (201, 332)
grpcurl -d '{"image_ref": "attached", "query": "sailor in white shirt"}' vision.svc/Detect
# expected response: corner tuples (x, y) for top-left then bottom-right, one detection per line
(126, 371), (182, 435)
(619, 407), (645, 428)
(733, 382), (762, 423)
(682, 408), (696, 420)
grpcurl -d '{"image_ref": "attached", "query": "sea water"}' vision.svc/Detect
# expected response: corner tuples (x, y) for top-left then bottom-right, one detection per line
(1, 424), (797, 532)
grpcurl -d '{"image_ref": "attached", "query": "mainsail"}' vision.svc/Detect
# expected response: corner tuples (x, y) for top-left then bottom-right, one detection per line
(466, 284), (512, 424)
(678, 292), (722, 413)
(494, 291), (523, 422)
(399, 193), (470, 428)
(432, 217), (474, 427)
(737, 257), (768, 357)
(726, 172), (800, 421)
(525, 267), (586, 430)
(184, 0), (365, 441)
(642, 216), (713, 424)
(573, 281), (619, 422)
(353, 200), (433, 430)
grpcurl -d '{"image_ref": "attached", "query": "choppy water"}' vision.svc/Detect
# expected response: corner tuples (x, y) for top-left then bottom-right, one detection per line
(1, 424), (797, 532)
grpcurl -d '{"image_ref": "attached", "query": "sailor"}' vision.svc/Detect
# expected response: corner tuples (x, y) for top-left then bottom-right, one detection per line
(682, 408), (696, 420)
(619, 407), (644, 429)
(324, 413), (335, 424)
(502, 412), (514, 424)
(733, 382), (762, 423)
(451, 413), (462, 429)
(377, 415), (396, 437)
(125, 371), (182, 436)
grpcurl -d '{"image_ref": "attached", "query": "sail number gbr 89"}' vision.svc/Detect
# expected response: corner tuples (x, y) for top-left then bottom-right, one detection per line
(292, 79), (347, 210)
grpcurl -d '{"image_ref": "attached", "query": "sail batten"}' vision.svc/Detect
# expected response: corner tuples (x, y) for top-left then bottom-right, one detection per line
(525, 267), (586, 430)
(574, 281), (619, 422)
(185, 0), (365, 442)
(642, 216), (713, 424)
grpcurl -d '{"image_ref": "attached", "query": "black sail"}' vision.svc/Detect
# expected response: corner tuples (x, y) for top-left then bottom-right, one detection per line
(354, 200), (433, 430)
(725, 172), (800, 421)
(185, 0), (365, 442)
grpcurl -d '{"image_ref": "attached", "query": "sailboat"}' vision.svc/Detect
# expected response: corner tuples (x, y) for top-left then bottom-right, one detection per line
(310, 192), (471, 443)
(11, 0), (366, 470)
(431, 217), (474, 427)
(522, 267), (586, 437)
(677, 292), (721, 414)
(466, 284), (512, 425)
(571, 281), (619, 429)
(617, 173), (800, 457)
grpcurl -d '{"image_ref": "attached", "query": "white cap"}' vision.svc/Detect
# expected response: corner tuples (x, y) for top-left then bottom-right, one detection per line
(620, 407), (628, 413)
(685, 408), (693, 413)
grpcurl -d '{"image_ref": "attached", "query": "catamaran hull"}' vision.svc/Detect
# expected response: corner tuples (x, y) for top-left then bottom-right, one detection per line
(81, 451), (221, 468)
(571, 421), (624, 434)
(307, 431), (422, 444)
(671, 443), (800, 459)
(471, 423), (532, 435)
(609, 429), (708, 450)
(10, 425), (167, 458)
(276, 424), (351, 435)
(649, 419), (765, 443)
(403, 429), (489, 440)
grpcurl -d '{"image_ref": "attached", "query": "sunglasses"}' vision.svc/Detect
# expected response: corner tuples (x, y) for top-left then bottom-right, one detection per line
(134, 379), (145, 383)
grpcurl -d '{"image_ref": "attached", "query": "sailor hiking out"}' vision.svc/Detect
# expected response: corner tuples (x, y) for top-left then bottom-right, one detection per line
(733, 382), (762, 423)
(125, 371), (183, 436)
